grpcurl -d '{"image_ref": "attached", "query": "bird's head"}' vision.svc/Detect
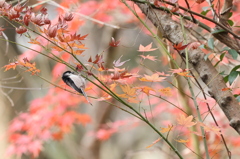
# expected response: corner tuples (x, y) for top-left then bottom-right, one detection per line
(62, 71), (74, 77)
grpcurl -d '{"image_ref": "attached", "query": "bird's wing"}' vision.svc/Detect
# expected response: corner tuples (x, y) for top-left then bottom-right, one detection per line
(64, 77), (84, 94)
(64, 74), (92, 105)
(69, 74), (86, 88)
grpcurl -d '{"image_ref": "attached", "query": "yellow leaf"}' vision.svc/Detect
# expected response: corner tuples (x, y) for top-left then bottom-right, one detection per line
(175, 139), (189, 143)
(159, 87), (172, 96)
(117, 94), (128, 98)
(139, 73), (165, 82)
(138, 86), (155, 96)
(177, 114), (196, 127)
(198, 122), (221, 136)
(70, 43), (88, 49)
(160, 125), (174, 133)
(127, 97), (139, 103)
(177, 71), (193, 77)
(85, 86), (92, 91)
(72, 50), (85, 55)
(120, 85), (136, 97)
(28, 38), (41, 45)
(146, 138), (161, 148)
(110, 83), (117, 90)
(52, 46), (64, 51)
(59, 43), (67, 50)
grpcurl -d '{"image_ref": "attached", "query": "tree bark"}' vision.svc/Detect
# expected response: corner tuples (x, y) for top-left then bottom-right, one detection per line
(134, 2), (240, 134)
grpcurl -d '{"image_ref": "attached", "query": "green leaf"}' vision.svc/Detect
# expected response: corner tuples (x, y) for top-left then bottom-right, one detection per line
(221, 47), (230, 52)
(234, 94), (239, 97)
(228, 20), (234, 26)
(229, 12), (233, 18)
(227, 66), (240, 84)
(202, 6), (210, 11)
(214, 53), (225, 67)
(236, 96), (240, 102)
(208, 38), (214, 50)
(228, 70), (239, 85)
(220, 53), (226, 61)
(214, 61), (220, 67)
(204, 53), (212, 61)
(224, 75), (229, 83)
(199, 44), (206, 49)
(228, 49), (238, 59)
(201, 10), (210, 16)
(231, 65), (240, 72)
(211, 29), (226, 34)
(219, 71), (225, 75)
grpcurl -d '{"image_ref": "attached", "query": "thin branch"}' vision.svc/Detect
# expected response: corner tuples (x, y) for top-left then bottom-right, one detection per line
(183, 0), (197, 23)
(130, 0), (240, 40)
(190, 71), (232, 159)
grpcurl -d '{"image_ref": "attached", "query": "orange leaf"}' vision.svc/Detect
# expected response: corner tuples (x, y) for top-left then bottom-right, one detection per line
(28, 38), (41, 45)
(71, 33), (88, 41)
(177, 71), (193, 77)
(75, 114), (91, 126)
(110, 83), (117, 90)
(3, 62), (18, 71)
(117, 93), (128, 98)
(52, 131), (64, 140)
(138, 42), (157, 52)
(127, 97), (139, 103)
(159, 87), (172, 96)
(175, 139), (189, 143)
(69, 43), (88, 49)
(57, 34), (71, 42)
(72, 50), (85, 55)
(146, 138), (161, 148)
(198, 122), (221, 136)
(52, 46), (64, 52)
(177, 114), (196, 127)
(222, 87), (231, 91)
(18, 60), (40, 75)
(139, 86), (155, 96)
(139, 73), (166, 82)
(160, 125), (174, 133)
(120, 85), (136, 97)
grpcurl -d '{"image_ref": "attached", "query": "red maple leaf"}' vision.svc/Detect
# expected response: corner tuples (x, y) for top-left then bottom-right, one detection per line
(109, 37), (120, 47)
(173, 42), (189, 51)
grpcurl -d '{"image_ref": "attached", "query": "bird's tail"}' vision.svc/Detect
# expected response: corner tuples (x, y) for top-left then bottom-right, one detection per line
(82, 91), (93, 106)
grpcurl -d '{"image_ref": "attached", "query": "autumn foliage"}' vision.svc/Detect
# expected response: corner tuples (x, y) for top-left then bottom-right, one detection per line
(1, 0), (240, 159)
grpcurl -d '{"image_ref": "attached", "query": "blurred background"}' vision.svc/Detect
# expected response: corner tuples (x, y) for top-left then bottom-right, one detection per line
(1, 0), (240, 159)
(0, 1), (168, 159)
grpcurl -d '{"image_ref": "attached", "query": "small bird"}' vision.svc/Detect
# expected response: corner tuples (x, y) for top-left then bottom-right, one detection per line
(62, 71), (92, 105)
